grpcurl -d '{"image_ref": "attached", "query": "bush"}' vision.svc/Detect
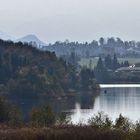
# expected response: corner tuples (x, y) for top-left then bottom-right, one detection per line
(88, 112), (112, 129)
(115, 114), (132, 131)
(56, 112), (71, 125)
(0, 96), (22, 125)
(7, 104), (23, 125)
(31, 105), (55, 127)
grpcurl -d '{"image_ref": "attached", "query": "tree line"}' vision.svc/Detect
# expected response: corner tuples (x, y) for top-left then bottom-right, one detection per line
(43, 37), (140, 58)
(94, 54), (140, 83)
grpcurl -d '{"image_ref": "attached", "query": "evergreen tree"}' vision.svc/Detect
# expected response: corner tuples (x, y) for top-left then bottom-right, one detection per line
(104, 55), (112, 69)
(94, 57), (110, 83)
(112, 54), (119, 70)
(123, 61), (129, 67)
(80, 67), (95, 90)
(96, 57), (104, 70)
(99, 37), (105, 46)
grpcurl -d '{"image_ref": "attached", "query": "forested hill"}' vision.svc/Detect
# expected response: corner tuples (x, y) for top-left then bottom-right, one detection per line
(0, 39), (98, 99)
(0, 39), (78, 98)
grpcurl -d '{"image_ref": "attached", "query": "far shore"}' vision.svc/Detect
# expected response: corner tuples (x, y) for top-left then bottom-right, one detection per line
(100, 83), (140, 88)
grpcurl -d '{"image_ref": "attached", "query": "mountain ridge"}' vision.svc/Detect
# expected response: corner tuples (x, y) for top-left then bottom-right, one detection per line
(0, 31), (46, 47)
(15, 34), (46, 47)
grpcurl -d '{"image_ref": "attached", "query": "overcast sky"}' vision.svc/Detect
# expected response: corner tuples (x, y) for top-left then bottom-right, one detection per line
(0, 0), (140, 43)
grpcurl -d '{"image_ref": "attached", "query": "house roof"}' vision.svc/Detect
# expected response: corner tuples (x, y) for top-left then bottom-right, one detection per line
(115, 67), (140, 72)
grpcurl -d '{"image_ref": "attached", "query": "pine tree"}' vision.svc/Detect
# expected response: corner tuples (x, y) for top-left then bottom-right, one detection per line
(112, 54), (119, 70)
(96, 57), (104, 70)
(104, 55), (112, 69)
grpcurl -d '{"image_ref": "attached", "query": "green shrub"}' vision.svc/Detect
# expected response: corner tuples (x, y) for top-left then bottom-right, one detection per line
(0, 96), (22, 125)
(115, 114), (132, 131)
(31, 105), (55, 127)
(88, 112), (112, 129)
(56, 112), (71, 125)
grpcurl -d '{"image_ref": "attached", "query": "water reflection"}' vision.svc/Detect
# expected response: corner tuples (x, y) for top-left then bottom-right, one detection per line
(7, 85), (140, 123)
(7, 91), (96, 121)
(76, 92), (97, 109)
(70, 86), (140, 124)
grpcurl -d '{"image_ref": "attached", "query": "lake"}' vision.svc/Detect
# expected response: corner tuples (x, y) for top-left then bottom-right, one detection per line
(8, 84), (140, 123)
(70, 84), (140, 124)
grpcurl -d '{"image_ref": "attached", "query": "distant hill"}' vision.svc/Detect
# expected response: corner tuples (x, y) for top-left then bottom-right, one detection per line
(0, 31), (15, 41)
(16, 34), (46, 47)
(0, 31), (46, 48)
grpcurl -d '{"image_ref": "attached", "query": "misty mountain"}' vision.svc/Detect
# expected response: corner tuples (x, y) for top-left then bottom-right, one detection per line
(16, 34), (46, 47)
(0, 31), (15, 41)
(0, 31), (46, 48)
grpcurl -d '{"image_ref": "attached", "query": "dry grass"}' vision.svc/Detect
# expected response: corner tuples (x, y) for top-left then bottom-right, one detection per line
(0, 125), (127, 140)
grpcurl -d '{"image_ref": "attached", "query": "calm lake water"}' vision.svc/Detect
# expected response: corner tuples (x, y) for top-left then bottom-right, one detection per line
(70, 84), (140, 124)
(8, 84), (140, 122)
